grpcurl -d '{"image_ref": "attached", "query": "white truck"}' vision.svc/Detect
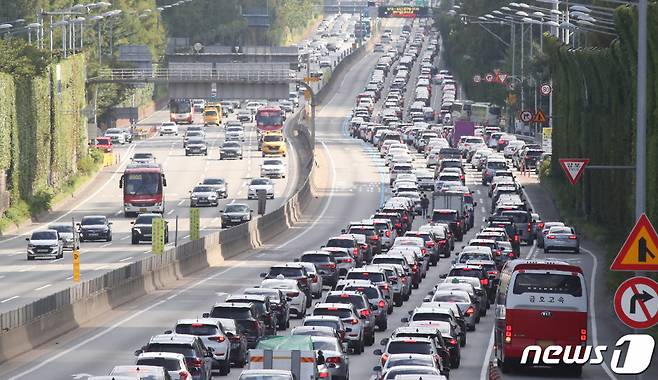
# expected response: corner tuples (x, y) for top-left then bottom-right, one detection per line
(247, 336), (330, 380)
(433, 191), (471, 231)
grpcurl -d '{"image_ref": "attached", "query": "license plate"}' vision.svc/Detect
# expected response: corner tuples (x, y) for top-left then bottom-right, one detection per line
(537, 340), (554, 349)
(231, 219), (241, 222)
(139, 208), (147, 212)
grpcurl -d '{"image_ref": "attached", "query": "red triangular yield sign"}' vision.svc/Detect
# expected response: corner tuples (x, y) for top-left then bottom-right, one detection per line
(496, 73), (509, 83)
(611, 214), (658, 271)
(558, 158), (589, 185)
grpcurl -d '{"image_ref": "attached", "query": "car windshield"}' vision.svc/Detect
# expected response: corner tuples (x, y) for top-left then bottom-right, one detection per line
(175, 323), (219, 336)
(144, 343), (194, 357)
(210, 307), (251, 320)
(324, 295), (366, 309)
(385, 356), (433, 368)
(327, 239), (353, 248)
(251, 179), (270, 185)
(193, 186), (213, 193)
(488, 161), (508, 170)
(133, 153), (153, 159)
(501, 211), (530, 223)
(205, 110), (217, 116)
(81, 217), (106, 225)
(348, 227), (375, 236)
(203, 178), (225, 185)
(264, 160), (282, 166)
(432, 212), (456, 223)
(268, 267), (304, 277)
(223, 142), (240, 148)
(412, 313), (450, 322)
(300, 254), (330, 263)
(135, 215), (158, 224)
(449, 268), (483, 278)
(346, 272), (385, 282)
(136, 358), (181, 371)
(264, 135), (284, 142)
(344, 286), (379, 299)
(433, 293), (469, 303)
(124, 173), (162, 196)
(387, 341), (431, 354)
(49, 225), (72, 233)
(32, 231), (57, 240)
(314, 308), (352, 319)
(186, 131), (203, 137)
(459, 253), (491, 263)
(225, 204), (248, 213)
(188, 137), (204, 144)
(513, 273), (583, 296)
(312, 340), (340, 352)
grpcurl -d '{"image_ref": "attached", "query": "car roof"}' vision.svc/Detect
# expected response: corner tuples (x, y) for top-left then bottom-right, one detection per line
(149, 333), (197, 344)
(176, 318), (220, 326)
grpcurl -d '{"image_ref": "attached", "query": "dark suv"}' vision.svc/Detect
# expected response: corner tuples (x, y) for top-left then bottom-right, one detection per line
(431, 209), (464, 241)
(225, 294), (277, 335)
(243, 287), (290, 330)
(299, 251), (339, 287)
(136, 334), (213, 380)
(77, 215), (112, 242)
(203, 302), (264, 348)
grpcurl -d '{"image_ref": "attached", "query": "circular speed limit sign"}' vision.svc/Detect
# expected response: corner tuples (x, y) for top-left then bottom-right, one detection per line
(473, 75), (481, 83)
(540, 83), (552, 96)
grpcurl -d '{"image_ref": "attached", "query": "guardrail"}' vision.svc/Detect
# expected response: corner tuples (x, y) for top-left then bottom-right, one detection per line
(0, 37), (370, 364)
(89, 68), (293, 83)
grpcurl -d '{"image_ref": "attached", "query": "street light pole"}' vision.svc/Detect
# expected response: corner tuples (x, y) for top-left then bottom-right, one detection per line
(636, 0), (647, 219)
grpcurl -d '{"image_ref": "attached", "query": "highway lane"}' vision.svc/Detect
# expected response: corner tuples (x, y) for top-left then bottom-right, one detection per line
(0, 21), (395, 380)
(0, 112), (297, 311)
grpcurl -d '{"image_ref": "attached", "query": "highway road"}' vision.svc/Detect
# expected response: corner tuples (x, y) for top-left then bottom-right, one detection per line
(0, 14), (360, 314)
(0, 15), (631, 380)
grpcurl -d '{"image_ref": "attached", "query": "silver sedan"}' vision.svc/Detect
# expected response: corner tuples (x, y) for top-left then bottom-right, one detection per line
(310, 336), (349, 380)
(543, 226), (580, 253)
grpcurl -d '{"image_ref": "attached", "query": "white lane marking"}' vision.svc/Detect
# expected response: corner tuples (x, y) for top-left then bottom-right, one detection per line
(177, 200), (185, 206)
(34, 284), (52, 291)
(120, 235), (130, 240)
(0, 144), (136, 245)
(94, 265), (108, 271)
(119, 256), (133, 262)
(167, 210), (175, 215)
(276, 141), (336, 250)
(49, 258), (62, 264)
(0, 275), (5, 279)
(480, 328), (496, 380)
(1, 296), (19, 303)
(65, 275), (74, 280)
(19, 266), (34, 272)
(182, 235), (190, 239)
(114, 210), (122, 216)
(100, 243), (111, 248)
(582, 246), (616, 380)
(480, 206), (486, 213)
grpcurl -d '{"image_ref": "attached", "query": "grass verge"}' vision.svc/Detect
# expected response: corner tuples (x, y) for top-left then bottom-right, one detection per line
(0, 148), (104, 234)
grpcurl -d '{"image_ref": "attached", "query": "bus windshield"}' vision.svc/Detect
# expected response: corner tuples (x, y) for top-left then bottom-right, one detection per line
(124, 173), (162, 196)
(256, 111), (284, 126)
(169, 99), (191, 114)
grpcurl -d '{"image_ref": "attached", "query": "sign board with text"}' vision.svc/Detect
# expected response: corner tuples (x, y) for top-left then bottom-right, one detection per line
(378, 5), (429, 18)
(152, 218), (165, 254)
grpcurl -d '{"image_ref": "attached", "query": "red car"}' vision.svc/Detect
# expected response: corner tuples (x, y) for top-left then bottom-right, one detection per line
(95, 137), (113, 152)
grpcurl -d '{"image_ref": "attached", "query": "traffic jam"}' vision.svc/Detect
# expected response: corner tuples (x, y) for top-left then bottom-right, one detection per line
(89, 19), (591, 380)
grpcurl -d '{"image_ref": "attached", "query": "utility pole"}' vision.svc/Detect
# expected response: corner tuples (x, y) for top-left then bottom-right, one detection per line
(636, 0), (647, 220)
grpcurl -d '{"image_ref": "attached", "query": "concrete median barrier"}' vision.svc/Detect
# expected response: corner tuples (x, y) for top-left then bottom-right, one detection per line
(0, 35), (366, 364)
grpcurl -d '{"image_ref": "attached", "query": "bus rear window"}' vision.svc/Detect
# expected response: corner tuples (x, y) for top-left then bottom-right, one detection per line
(513, 273), (582, 297)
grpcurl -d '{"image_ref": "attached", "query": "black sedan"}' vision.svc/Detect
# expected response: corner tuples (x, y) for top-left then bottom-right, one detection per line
(131, 213), (169, 244)
(77, 215), (112, 242)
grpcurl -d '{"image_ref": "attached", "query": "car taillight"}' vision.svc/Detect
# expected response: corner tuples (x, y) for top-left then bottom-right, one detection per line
(210, 335), (225, 342)
(326, 356), (342, 364)
(188, 358), (203, 368)
(449, 338), (457, 345)
(495, 249), (502, 256)
(488, 270), (498, 275)
(350, 318), (359, 325)
(580, 328), (587, 342)
(179, 371), (189, 380)
(401, 277), (408, 283)
(514, 234), (519, 242)
(381, 353), (389, 365)
(403, 215), (409, 221)
(385, 230), (391, 237)
(312, 275), (318, 283)
(371, 235), (380, 241)
(322, 263), (337, 269)
(395, 223), (402, 228)
(353, 247), (359, 257)
(378, 300), (386, 308)
(481, 278), (489, 286)
(537, 222), (545, 229)
(360, 309), (370, 317)
(382, 283), (389, 290)
(343, 258), (353, 263)
(319, 371), (330, 378)
(547, 235), (556, 239)
(456, 221), (461, 227)
(569, 235), (578, 240)
(505, 325), (512, 343)
(287, 291), (299, 297)
(438, 239), (447, 245)
(508, 252), (515, 257)
(527, 222), (532, 232)
(426, 241), (435, 247)
(421, 248), (427, 255)
(465, 306), (475, 316)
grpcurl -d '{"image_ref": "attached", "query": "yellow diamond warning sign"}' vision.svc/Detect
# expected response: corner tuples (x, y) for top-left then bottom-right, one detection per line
(611, 214), (658, 271)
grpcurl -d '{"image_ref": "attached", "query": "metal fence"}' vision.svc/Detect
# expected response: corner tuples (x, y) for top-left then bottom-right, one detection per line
(90, 68), (293, 83)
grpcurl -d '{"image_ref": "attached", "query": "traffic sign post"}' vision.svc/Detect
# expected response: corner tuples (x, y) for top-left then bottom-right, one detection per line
(473, 75), (481, 83)
(614, 276), (658, 329)
(540, 83), (552, 96)
(610, 214), (658, 271)
(519, 110), (533, 123)
(190, 207), (200, 241)
(495, 72), (509, 84)
(558, 158), (590, 185)
(72, 250), (80, 283)
(152, 217), (165, 254)
(485, 73), (494, 83)
(532, 110), (548, 124)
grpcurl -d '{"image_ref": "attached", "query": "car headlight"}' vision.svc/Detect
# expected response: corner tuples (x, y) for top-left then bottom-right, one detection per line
(191, 196), (198, 199)
(28, 244), (34, 249)
(51, 244), (59, 248)
(209, 195), (217, 200)
(133, 228), (141, 234)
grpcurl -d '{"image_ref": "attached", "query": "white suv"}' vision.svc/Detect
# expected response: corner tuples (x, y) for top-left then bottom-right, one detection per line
(160, 122), (179, 136)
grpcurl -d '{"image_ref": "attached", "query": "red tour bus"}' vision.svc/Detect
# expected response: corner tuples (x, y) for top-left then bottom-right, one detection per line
(494, 259), (588, 375)
(255, 105), (285, 133)
(119, 163), (167, 217)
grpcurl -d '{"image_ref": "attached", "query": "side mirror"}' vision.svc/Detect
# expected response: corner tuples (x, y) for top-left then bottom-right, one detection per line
(207, 347), (215, 352)
(134, 348), (144, 356)
(373, 366), (382, 372)
(225, 331), (234, 337)
(474, 201), (478, 207)
(401, 317), (409, 323)
(164, 330), (173, 334)
(407, 310), (413, 315)
(340, 229), (346, 234)
(287, 297), (293, 301)
(76, 223), (81, 226)
(108, 222), (113, 225)
(219, 210), (224, 213)
(345, 327), (352, 333)
(373, 349), (383, 355)
(202, 313), (210, 318)
(25, 238), (29, 241)
(380, 338), (389, 346)
(320, 245), (325, 248)
(439, 274), (447, 279)
(423, 296), (431, 302)
(250, 209), (254, 212)
(260, 273), (267, 278)
(293, 258), (300, 262)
